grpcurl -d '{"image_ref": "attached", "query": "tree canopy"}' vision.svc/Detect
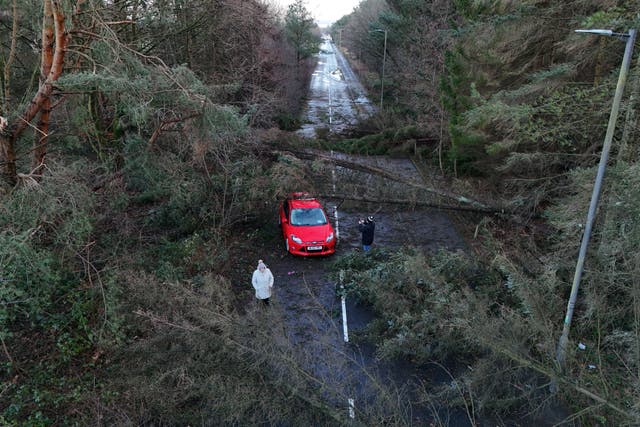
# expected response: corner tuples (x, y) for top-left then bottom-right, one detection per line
(285, 0), (322, 62)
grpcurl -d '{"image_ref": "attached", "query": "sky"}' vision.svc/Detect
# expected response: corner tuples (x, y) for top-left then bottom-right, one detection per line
(271, 0), (362, 27)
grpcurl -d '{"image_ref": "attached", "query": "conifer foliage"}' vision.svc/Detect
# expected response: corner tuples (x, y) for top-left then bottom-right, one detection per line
(331, 0), (640, 424)
(0, 0), (320, 424)
(285, 0), (322, 62)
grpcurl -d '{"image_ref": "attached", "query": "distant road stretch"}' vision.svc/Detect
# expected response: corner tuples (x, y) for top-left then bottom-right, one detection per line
(298, 39), (376, 138)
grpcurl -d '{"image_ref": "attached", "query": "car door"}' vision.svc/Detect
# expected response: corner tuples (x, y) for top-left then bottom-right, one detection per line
(280, 200), (290, 239)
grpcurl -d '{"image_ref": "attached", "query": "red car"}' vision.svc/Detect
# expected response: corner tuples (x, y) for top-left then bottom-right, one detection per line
(278, 192), (336, 256)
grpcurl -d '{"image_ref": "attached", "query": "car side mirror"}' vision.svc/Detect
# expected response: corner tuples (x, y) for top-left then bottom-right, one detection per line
(282, 217), (288, 224)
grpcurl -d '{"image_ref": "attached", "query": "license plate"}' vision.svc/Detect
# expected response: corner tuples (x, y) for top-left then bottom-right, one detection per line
(307, 246), (322, 251)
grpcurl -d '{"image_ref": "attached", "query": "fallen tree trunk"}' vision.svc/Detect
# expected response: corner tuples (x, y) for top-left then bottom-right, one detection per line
(315, 192), (499, 214)
(284, 148), (508, 214)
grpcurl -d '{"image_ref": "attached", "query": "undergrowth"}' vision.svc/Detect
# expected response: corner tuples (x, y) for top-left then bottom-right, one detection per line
(329, 243), (636, 423)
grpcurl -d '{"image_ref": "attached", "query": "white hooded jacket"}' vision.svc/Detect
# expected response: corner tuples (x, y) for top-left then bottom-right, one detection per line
(252, 267), (274, 299)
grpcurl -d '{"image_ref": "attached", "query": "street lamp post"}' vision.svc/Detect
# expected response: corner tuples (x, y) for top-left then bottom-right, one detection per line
(372, 29), (387, 110)
(555, 28), (637, 372)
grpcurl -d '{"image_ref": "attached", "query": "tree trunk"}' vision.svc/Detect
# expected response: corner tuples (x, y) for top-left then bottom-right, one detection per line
(32, 0), (56, 174)
(287, 149), (501, 213)
(0, 0), (18, 185)
(0, 133), (17, 185)
(0, 0), (67, 184)
(33, 98), (51, 172)
(1, 0), (18, 112)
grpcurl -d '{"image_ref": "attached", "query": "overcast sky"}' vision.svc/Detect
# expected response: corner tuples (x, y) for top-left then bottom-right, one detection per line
(270, 0), (361, 27)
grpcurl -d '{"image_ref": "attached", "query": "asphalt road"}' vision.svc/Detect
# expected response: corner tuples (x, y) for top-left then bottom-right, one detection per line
(246, 154), (475, 425)
(298, 39), (376, 137)
(242, 147), (570, 425)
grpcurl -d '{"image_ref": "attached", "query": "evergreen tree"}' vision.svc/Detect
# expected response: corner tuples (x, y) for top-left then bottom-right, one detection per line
(284, 0), (320, 63)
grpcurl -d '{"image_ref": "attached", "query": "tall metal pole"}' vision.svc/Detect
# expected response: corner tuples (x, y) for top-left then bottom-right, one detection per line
(380, 29), (387, 110)
(555, 28), (637, 370)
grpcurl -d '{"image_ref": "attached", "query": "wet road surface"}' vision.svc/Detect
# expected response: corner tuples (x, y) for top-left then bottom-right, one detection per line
(298, 39), (376, 137)
(250, 153), (479, 425)
(243, 148), (571, 425)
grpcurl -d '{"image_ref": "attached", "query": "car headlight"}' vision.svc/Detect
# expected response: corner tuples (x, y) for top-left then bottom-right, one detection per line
(326, 232), (334, 243)
(291, 235), (303, 244)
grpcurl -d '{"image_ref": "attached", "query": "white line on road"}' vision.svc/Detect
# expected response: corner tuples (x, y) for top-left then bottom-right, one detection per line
(328, 69), (333, 125)
(335, 201), (354, 418)
(339, 270), (348, 342)
(341, 291), (349, 343)
(332, 168), (336, 194)
(340, 270), (355, 419)
(331, 150), (337, 194)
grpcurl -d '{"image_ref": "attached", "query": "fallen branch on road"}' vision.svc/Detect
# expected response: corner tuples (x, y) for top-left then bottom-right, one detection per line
(285, 149), (511, 215)
(316, 192), (499, 215)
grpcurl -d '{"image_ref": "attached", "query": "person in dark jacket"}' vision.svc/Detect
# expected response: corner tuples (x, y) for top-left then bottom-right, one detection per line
(358, 215), (375, 251)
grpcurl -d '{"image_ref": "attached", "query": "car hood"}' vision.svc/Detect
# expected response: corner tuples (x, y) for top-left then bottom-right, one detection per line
(291, 224), (333, 241)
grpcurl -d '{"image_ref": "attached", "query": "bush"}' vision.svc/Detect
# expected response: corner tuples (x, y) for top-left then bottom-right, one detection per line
(330, 245), (574, 421)
(332, 248), (485, 362)
(275, 111), (301, 131)
(103, 272), (347, 425)
(0, 161), (107, 424)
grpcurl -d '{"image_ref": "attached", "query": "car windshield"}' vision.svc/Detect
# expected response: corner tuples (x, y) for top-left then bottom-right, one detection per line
(290, 208), (327, 226)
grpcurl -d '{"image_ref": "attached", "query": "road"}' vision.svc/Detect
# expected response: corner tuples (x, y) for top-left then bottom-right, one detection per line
(249, 42), (570, 424)
(243, 148), (570, 425)
(247, 153), (476, 425)
(268, 207), (471, 425)
(298, 39), (376, 137)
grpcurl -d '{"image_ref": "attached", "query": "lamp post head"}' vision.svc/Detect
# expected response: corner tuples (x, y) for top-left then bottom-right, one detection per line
(575, 28), (630, 40)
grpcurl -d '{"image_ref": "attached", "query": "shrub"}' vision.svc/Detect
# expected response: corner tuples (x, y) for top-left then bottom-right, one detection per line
(332, 248), (486, 362)
(0, 161), (106, 424)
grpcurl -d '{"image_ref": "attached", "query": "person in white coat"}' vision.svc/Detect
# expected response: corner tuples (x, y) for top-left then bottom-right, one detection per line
(251, 259), (274, 305)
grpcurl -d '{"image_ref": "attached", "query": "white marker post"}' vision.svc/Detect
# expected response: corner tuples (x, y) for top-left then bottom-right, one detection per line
(334, 206), (340, 241)
(332, 151), (339, 241)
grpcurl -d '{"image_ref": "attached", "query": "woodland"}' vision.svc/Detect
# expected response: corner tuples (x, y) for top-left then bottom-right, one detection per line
(2, 0), (640, 425)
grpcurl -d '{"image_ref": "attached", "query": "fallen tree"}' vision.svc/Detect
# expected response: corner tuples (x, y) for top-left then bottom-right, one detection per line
(316, 192), (497, 214)
(283, 148), (513, 216)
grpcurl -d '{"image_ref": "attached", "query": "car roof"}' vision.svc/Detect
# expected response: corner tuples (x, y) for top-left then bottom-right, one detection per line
(287, 193), (323, 209)
(289, 198), (322, 209)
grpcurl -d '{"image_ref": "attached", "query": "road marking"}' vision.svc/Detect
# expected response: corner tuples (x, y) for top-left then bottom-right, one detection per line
(340, 270), (348, 342)
(348, 398), (355, 418)
(328, 69), (333, 125)
(332, 154), (339, 240)
(341, 291), (349, 342)
(332, 173), (336, 193)
(340, 269), (355, 419)
(331, 150), (336, 194)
